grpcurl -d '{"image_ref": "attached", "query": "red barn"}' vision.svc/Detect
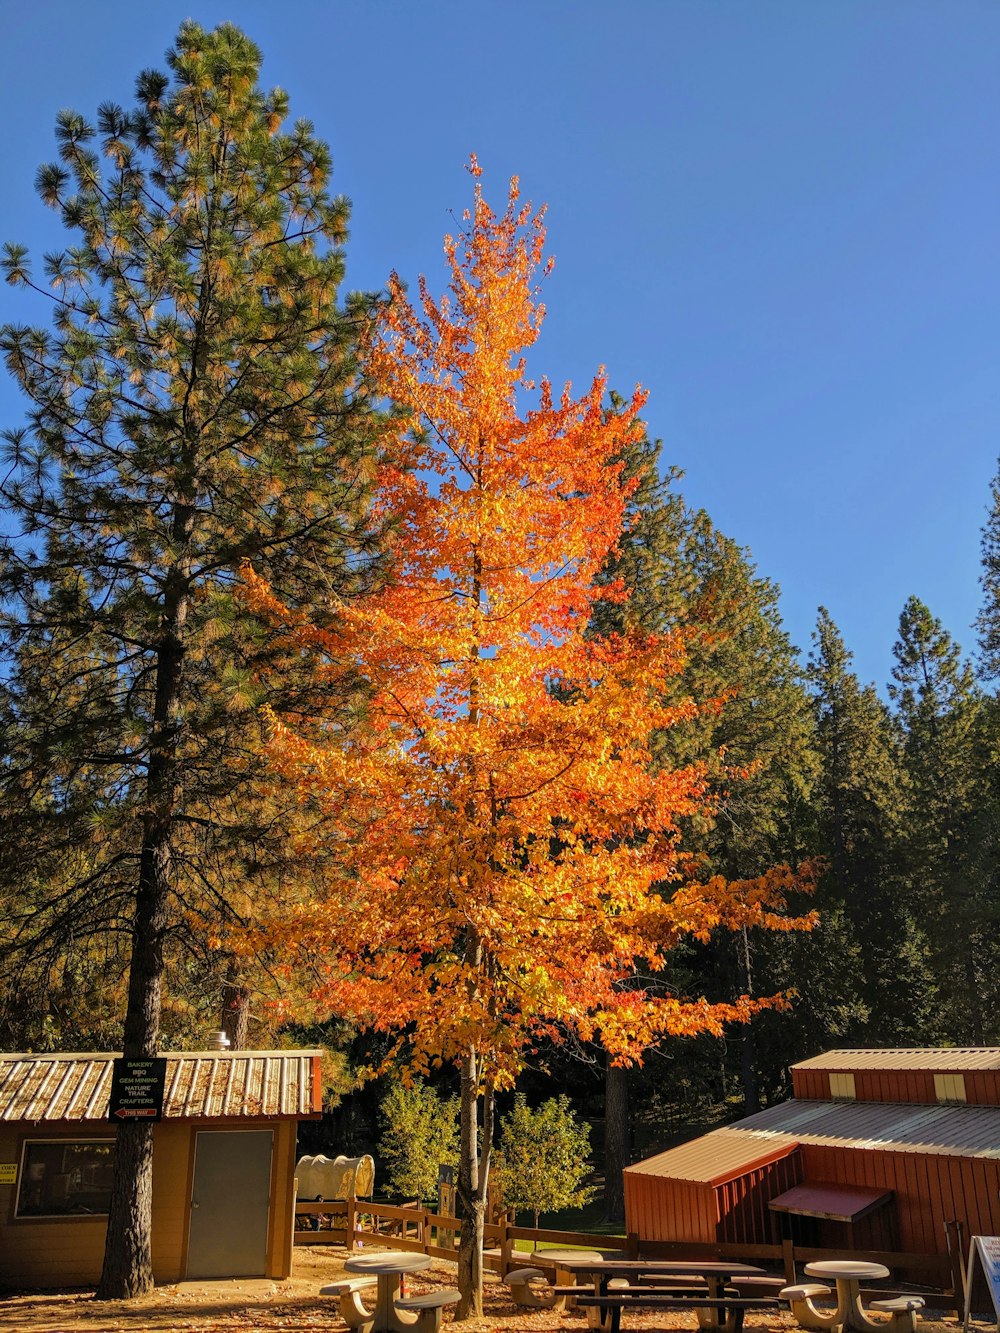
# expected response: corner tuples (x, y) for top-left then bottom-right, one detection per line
(624, 1048), (1000, 1268)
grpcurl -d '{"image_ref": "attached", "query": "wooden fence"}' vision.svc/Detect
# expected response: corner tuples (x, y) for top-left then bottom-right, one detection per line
(293, 1200), (964, 1310)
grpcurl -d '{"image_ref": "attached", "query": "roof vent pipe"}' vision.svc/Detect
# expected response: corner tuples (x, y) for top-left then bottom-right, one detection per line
(207, 1030), (231, 1052)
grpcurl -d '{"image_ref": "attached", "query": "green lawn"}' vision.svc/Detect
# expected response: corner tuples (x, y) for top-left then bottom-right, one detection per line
(510, 1197), (626, 1249)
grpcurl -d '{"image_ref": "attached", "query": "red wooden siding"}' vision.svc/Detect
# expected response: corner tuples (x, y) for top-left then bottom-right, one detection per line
(964, 1071), (1000, 1105)
(799, 1144), (1000, 1257)
(624, 1171), (718, 1244)
(792, 1068), (829, 1100)
(624, 1146), (802, 1245)
(792, 1055), (1000, 1107)
(714, 1149), (802, 1244)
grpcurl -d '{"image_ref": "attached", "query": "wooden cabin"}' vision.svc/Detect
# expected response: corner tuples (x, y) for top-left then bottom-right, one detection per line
(624, 1047), (1000, 1270)
(0, 1048), (323, 1290)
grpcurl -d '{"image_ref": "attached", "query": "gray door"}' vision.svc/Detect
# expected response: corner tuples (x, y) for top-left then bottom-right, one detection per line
(187, 1129), (273, 1278)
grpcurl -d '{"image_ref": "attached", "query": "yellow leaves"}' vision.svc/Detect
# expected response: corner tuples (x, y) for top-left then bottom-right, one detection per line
(237, 160), (818, 1091)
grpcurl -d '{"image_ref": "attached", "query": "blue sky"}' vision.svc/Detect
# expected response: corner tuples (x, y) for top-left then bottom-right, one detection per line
(1, 1), (997, 692)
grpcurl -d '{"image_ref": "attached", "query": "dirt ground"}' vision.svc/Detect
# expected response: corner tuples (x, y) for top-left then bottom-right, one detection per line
(0, 1245), (968, 1333)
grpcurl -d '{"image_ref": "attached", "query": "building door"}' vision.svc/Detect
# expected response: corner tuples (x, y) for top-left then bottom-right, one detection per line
(187, 1129), (273, 1278)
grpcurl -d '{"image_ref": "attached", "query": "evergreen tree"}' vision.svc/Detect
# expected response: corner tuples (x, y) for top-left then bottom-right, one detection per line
(0, 23), (385, 1297)
(806, 608), (936, 1045)
(889, 597), (988, 1041)
(976, 457), (1000, 681)
(588, 426), (818, 1209)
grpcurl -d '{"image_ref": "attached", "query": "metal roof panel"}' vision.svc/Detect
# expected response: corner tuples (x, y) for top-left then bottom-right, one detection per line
(627, 1096), (1000, 1184)
(0, 1050), (322, 1122)
(793, 1048), (1000, 1073)
(624, 1127), (800, 1184)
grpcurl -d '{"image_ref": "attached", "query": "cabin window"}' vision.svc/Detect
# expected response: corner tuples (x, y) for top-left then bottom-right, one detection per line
(15, 1140), (114, 1217)
(829, 1072), (856, 1099)
(934, 1073), (967, 1102)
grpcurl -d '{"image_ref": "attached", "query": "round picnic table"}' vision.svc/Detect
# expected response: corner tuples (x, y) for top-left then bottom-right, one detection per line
(345, 1251), (433, 1333)
(801, 1259), (890, 1333)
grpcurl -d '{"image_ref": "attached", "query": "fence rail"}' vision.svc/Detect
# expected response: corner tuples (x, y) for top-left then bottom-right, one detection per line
(293, 1199), (960, 1309)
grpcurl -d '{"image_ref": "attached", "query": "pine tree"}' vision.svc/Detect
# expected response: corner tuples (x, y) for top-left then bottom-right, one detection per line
(586, 427), (818, 1205)
(806, 608), (936, 1044)
(0, 23), (385, 1297)
(976, 457), (1000, 681)
(890, 597), (987, 1041)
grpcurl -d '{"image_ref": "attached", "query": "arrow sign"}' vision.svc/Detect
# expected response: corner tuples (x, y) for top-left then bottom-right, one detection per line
(108, 1057), (167, 1123)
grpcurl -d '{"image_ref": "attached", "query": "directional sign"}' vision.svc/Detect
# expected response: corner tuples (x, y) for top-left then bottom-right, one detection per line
(108, 1057), (167, 1123)
(964, 1236), (1000, 1330)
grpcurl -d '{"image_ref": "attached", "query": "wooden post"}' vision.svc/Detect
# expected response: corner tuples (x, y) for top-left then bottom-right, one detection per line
(347, 1197), (357, 1250)
(782, 1237), (796, 1284)
(945, 1219), (967, 1311)
(627, 1231), (640, 1260)
(499, 1213), (514, 1277)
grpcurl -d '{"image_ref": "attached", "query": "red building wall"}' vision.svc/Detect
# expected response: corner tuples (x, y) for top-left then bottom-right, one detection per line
(799, 1143), (1000, 1257)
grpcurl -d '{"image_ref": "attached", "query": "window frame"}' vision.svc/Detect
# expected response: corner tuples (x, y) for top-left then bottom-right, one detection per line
(13, 1135), (116, 1222)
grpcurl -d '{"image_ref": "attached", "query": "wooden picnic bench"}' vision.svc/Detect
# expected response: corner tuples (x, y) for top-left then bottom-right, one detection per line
(544, 1258), (779, 1333)
(554, 1286), (782, 1333)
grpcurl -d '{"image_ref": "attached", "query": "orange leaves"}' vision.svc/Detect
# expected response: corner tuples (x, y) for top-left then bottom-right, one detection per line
(242, 161), (815, 1088)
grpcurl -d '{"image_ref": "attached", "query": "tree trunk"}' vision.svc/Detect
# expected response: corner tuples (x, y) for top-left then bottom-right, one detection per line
(456, 1047), (492, 1319)
(96, 822), (174, 1298)
(97, 551), (190, 1300)
(95, 1117), (157, 1298)
(736, 927), (759, 1114)
(221, 961), (250, 1049)
(603, 1059), (629, 1223)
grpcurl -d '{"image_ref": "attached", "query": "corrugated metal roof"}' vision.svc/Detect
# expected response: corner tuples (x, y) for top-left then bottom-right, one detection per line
(624, 1127), (799, 1184)
(793, 1048), (1000, 1072)
(736, 1096), (1000, 1156)
(627, 1096), (1000, 1184)
(0, 1050), (322, 1123)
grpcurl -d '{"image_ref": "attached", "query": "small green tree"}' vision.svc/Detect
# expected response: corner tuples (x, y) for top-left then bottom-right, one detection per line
(379, 1082), (460, 1203)
(495, 1094), (595, 1228)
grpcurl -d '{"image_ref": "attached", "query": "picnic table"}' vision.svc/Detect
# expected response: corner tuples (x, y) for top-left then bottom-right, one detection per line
(783, 1260), (892, 1333)
(528, 1249), (605, 1310)
(340, 1250), (460, 1333)
(548, 1257), (779, 1333)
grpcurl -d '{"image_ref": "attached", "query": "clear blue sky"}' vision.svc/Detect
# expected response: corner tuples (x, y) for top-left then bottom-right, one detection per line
(2, 1), (997, 692)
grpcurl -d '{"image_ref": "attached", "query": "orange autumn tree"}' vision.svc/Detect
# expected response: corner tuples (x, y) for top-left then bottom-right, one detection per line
(242, 161), (815, 1316)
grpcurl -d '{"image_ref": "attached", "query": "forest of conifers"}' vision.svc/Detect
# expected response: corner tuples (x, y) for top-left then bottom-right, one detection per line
(1, 18), (998, 1242)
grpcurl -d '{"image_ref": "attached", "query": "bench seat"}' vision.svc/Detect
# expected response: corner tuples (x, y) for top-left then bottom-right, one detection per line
(320, 1275), (377, 1332)
(868, 1295), (926, 1333)
(780, 1283), (834, 1302)
(503, 1266), (555, 1309)
(394, 1287), (461, 1333)
(570, 1291), (780, 1333)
